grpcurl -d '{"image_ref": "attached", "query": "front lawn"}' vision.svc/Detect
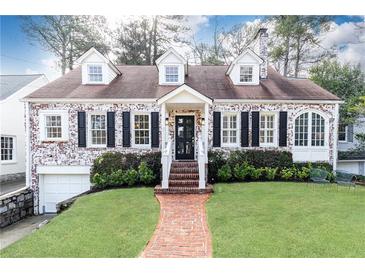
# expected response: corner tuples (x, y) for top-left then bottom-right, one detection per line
(1, 188), (159, 258)
(206, 182), (365, 257)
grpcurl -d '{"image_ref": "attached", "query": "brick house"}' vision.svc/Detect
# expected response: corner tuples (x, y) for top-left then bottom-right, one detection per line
(23, 28), (341, 213)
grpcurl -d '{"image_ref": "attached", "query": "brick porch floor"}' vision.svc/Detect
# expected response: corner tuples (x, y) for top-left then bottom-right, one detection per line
(141, 194), (212, 258)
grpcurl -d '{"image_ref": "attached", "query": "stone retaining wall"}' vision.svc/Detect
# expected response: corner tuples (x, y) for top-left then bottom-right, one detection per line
(0, 188), (33, 228)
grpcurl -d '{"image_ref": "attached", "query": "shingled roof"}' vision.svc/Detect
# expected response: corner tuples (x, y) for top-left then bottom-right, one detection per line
(25, 65), (340, 101)
(1, 74), (44, 100)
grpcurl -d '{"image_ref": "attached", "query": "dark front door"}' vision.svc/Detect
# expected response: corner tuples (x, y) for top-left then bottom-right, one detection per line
(175, 116), (195, 160)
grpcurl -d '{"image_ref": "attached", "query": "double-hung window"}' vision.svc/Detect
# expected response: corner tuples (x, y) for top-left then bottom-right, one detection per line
(222, 113), (238, 146)
(1, 136), (15, 162)
(45, 115), (62, 139)
(165, 66), (179, 83)
(133, 114), (150, 146)
(40, 110), (68, 141)
(240, 66), (253, 83)
(260, 113), (275, 146)
(89, 114), (107, 146)
(311, 113), (325, 146)
(88, 65), (103, 83)
(338, 124), (347, 142)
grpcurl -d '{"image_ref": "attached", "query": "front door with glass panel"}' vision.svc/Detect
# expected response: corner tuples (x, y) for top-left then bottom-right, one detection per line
(175, 116), (195, 160)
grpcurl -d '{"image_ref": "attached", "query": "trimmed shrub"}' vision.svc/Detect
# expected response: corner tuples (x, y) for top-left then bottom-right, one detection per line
(138, 162), (155, 184)
(233, 162), (252, 181)
(280, 167), (296, 181)
(125, 169), (139, 186)
(264, 167), (278, 181)
(296, 166), (310, 181)
(208, 150), (226, 183)
(251, 167), (264, 180)
(90, 151), (161, 188)
(218, 164), (232, 182)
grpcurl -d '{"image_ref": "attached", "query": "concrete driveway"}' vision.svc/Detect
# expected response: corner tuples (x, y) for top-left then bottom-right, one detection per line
(0, 214), (55, 250)
(0, 180), (26, 196)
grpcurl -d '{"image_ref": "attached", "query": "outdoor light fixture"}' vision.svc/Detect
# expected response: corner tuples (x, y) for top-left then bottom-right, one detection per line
(201, 118), (205, 125)
(165, 117), (169, 125)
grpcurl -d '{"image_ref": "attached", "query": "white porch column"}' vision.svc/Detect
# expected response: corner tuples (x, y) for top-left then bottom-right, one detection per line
(161, 103), (169, 189)
(161, 103), (166, 147)
(333, 103), (339, 171)
(204, 103), (209, 163)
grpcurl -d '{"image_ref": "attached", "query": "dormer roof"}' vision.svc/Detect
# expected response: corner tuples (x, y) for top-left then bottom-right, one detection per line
(226, 48), (264, 75)
(155, 47), (186, 66)
(76, 47), (122, 75)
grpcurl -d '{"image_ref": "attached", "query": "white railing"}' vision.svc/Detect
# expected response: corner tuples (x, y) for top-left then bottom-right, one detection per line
(198, 140), (206, 189)
(161, 139), (172, 189)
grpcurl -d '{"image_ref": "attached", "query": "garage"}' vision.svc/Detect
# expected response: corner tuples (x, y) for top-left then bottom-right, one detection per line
(38, 166), (91, 213)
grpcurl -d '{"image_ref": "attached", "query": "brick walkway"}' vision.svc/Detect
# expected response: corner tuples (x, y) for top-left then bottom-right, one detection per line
(141, 194), (212, 258)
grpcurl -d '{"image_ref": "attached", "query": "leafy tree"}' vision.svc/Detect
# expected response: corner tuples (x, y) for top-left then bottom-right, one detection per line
(114, 16), (190, 65)
(269, 16), (332, 77)
(309, 60), (365, 123)
(21, 16), (111, 75)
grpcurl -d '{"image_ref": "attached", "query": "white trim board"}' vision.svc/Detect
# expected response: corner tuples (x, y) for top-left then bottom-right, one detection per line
(37, 165), (91, 174)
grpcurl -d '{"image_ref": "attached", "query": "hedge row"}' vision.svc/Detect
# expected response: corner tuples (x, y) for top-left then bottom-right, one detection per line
(90, 152), (161, 188)
(208, 150), (333, 183)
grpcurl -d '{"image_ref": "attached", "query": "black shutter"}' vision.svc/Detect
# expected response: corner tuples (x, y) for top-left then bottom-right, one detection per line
(122, 111), (131, 147)
(151, 112), (159, 148)
(77, 111), (86, 147)
(279, 111), (288, 147)
(213, 112), (221, 147)
(251, 111), (260, 147)
(241, 112), (249, 147)
(107, 112), (115, 147)
(347, 124), (354, 142)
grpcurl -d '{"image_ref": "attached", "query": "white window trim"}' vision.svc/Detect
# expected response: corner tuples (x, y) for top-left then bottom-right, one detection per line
(132, 112), (152, 149)
(221, 112), (240, 147)
(87, 112), (107, 148)
(164, 65), (179, 84)
(1, 135), (17, 164)
(338, 124), (348, 143)
(87, 64), (104, 84)
(39, 110), (69, 142)
(239, 65), (254, 84)
(293, 110), (329, 149)
(259, 112), (278, 147)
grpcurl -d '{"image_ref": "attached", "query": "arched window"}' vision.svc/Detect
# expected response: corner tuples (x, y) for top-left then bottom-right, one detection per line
(294, 112), (326, 147)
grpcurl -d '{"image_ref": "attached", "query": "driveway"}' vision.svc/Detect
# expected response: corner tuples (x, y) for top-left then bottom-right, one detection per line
(0, 214), (55, 250)
(141, 194), (212, 258)
(0, 180), (26, 196)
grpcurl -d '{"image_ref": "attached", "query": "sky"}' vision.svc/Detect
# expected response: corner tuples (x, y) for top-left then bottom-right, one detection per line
(0, 15), (364, 81)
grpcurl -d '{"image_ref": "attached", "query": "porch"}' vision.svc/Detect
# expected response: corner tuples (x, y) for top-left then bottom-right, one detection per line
(155, 85), (213, 194)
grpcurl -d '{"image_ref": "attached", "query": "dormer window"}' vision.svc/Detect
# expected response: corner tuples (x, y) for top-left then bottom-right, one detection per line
(88, 65), (103, 83)
(165, 66), (179, 83)
(240, 66), (253, 83)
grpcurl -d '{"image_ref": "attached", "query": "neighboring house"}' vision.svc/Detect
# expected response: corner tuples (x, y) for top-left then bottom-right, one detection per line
(0, 74), (48, 184)
(337, 117), (365, 175)
(23, 29), (341, 214)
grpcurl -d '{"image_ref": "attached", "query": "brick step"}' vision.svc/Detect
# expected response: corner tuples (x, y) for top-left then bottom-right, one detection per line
(169, 180), (199, 187)
(169, 173), (199, 180)
(170, 167), (199, 174)
(171, 161), (198, 168)
(154, 184), (214, 194)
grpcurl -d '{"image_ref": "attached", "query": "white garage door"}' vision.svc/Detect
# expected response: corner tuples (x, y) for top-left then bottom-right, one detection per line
(42, 174), (90, 213)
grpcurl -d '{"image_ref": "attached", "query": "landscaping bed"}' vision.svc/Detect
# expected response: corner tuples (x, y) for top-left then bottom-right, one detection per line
(0, 188), (159, 258)
(206, 182), (365, 257)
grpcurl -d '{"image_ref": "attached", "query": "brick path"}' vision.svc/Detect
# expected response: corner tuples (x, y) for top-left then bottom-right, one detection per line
(141, 194), (212, 258)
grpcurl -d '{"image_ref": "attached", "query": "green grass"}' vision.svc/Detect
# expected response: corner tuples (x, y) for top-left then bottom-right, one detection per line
(1, 188), (159, 258)
(207, 182), (365, 258)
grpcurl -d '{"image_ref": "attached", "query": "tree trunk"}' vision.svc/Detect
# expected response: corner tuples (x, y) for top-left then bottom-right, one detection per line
(152, 16), (158, 65)
(283, 36), (290, 77)
(294, 36), (301, 78)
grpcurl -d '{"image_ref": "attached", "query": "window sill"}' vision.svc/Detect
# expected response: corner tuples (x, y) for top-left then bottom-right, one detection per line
(88, 144), (107, 148)
(1, 160), (17, 165)
(132, 144), (151, 149)
(41, 138), (68, 143)
(260, 143), (277, 148)
(221, 143), (240, 148)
